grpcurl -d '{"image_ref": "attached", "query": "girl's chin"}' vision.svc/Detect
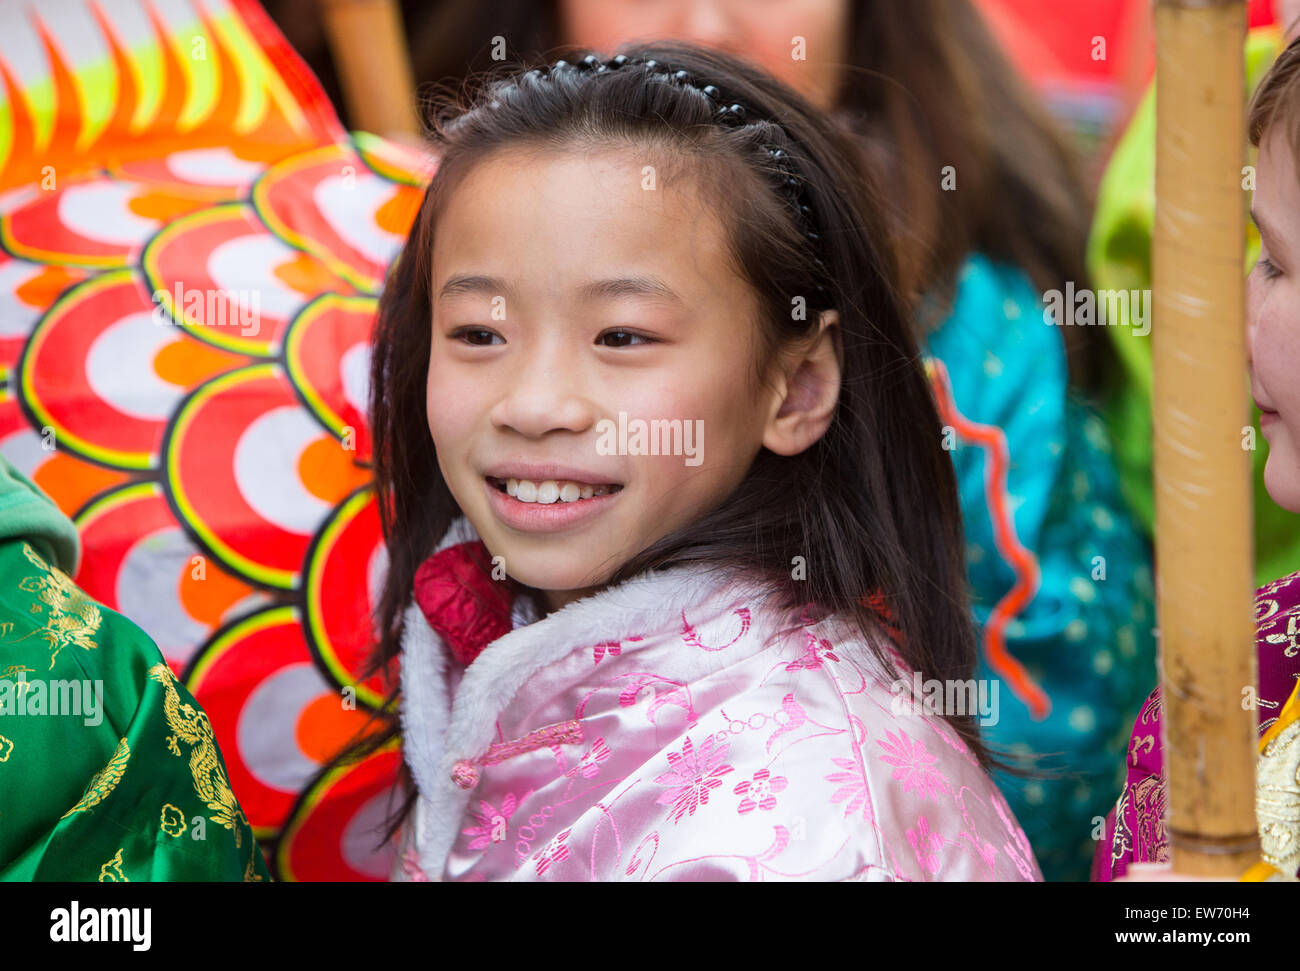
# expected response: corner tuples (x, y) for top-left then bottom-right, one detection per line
(1263, 450), (1300, 515)
(496, 557), (614, 599)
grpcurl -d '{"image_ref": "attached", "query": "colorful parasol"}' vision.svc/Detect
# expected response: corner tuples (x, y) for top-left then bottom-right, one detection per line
(0, 0), (431, 880)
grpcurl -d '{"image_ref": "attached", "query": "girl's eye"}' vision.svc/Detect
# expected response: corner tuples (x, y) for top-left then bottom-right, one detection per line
(1255, 255), (1282, 280)
(450, 328), (503, 346)
(597, 329), (657, 348)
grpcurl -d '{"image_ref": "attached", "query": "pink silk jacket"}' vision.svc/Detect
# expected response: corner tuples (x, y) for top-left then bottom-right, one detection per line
(391, 516), (1041, 882)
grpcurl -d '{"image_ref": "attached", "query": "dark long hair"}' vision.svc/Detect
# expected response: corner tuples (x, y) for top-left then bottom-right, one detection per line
(406, 0), (1109, 392)
(336, 40), (1014, 848)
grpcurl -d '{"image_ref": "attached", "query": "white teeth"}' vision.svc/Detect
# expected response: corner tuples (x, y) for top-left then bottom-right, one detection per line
(495, 477), (619, 504)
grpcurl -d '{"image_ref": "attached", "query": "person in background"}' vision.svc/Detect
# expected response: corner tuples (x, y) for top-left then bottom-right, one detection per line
(0, 455), (268, 881)
(1095, 35), (1300, 881)
(1090, 0), (1300, 587)
(396, 0), (1156, 881)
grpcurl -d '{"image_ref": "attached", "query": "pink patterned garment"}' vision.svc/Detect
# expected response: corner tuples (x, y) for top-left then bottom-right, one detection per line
(392, 516), (1041, 882)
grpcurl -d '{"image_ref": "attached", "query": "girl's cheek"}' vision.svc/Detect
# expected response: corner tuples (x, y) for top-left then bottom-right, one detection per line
(426, 372), (482, 441)
(1248, 275), (1266, 359)
(1251, 275), (1281, 345)
(1255, 285), (1300, 396)
(1247, 265), (1264, 321)
(1276, 292), (1300, 381)
(427, 389), (478, 435)
(1260, 278), (1290, 338)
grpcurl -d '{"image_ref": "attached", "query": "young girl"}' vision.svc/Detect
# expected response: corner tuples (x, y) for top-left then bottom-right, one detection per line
(1093, 35), (1300, 883)
(407, 0), (1156, 882)
(360, 40), (1038, 881)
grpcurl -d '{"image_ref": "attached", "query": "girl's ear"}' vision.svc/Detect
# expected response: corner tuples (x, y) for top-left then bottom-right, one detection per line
(762, 309), (842, 457)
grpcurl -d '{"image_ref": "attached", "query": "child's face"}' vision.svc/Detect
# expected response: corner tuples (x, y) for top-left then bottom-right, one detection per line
(1248, 126), (1300, 513)
(427, 147), (835, 611)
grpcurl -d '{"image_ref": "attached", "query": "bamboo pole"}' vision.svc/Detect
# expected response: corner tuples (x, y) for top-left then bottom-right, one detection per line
(1152, 0), (1259, 876)
(318, 0), (420, 140)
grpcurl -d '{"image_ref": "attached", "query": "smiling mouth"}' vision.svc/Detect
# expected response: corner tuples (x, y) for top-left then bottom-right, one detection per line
(486, 476), (624, 503)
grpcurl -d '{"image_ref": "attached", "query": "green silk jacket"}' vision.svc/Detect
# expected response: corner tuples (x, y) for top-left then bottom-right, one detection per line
(0, 456), (268, 881)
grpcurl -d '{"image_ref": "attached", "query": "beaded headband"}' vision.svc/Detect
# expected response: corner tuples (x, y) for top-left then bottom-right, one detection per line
(522, 52), (831, 303)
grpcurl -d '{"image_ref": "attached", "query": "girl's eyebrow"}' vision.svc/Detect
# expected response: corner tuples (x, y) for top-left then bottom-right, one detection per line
(578, 275), (685, 306)
(438, 274), (517, 302)
(437, 273), (685, 306)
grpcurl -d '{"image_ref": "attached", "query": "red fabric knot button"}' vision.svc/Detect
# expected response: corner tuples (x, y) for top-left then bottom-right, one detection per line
(451, 759), (479, 789)
(413, 540), (519, 667)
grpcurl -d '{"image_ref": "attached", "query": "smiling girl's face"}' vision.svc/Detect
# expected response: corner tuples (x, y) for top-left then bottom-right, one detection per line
(427, 145), (840, 612)
(1249, 126), (1300, 513)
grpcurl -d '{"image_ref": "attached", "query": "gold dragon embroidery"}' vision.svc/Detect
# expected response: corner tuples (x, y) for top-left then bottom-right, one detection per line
(9, 543), (101, 670)
(0, 664), (34, 688)
(61, 737), (130, 818)
(159, 803), (187, 838)
(98, 847), (128, 882)
(148, 663), (246, 847)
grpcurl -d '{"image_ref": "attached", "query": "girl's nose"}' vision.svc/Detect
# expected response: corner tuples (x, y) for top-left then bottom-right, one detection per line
(491, 353), (595, 438)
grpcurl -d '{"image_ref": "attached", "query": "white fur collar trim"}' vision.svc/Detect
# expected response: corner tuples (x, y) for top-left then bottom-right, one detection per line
(400, 515), (771, 877)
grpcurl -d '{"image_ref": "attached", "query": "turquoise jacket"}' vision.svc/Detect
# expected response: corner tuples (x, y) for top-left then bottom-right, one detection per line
(922, 254), (1157, 882)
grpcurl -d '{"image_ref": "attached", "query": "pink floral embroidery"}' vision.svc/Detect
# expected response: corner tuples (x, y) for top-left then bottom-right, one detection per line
(626, 832), (660, 877)
(785, 629), (840, 671)
(401, 843), (429, 881)
(929, 718), (981, 768)
(876, 729), (948, 801)
(826, 748), (873, 822)
(682, 607), (751, 652)
(953, 797), (999, 873)
(594, 636), (642, 665)
(765, 693), (807, 754)
(733, 768), (788, 814)
(617, 674), (698, 724)
(993, 792), (1036, 879)
(907, 815), (944, 874)
(463, 791), (529, 850)
(959, 828), (998, 872)
(534, 828), (573, 876)
(654, 735), (734, 824)
(566, 737), (613, 779)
